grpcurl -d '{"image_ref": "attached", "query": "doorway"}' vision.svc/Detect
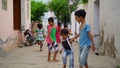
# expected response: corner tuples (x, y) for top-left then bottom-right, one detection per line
(93, 0), (100, 52)
(13, 0), (21, 30)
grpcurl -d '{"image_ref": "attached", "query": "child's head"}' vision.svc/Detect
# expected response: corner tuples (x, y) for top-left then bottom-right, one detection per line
(64, 24), (68, 29)
(37, 23), (43, 29)
(58, 22), (61, 27)
(75, 9), (86, 23)
(48, 17), (54, 26)
(60, 28), (69, 40)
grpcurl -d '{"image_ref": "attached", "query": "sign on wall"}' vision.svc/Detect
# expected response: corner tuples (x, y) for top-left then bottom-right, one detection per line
(2, 0), (7, 10)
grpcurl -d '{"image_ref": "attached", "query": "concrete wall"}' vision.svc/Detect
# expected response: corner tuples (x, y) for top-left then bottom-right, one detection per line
(21, 0), (31, 30)
(0, 0), (31, 51)
(0, 0), (18, 51)
(99, 0), (120, 60)
(87, 0), (120, 61)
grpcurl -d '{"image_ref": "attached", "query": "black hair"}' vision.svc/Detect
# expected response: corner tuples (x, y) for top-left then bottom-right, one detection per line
(64, 24), (68, 28)
(58, 22), (61, 26)
(75, 9), (86, 19)
(48, 17), (54, 22)
(37, 23), (43, 29)
(60, 28), (69, 35)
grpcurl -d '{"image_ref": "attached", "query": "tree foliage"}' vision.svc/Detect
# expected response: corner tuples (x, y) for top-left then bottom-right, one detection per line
(48, 0), (78, 24)
(31, 0), (48, 21)
(80, 0), (88, 4)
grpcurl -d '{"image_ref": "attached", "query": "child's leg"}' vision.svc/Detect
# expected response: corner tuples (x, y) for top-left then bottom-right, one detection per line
(53, 42), (59, 61)
(48, 52), (52, 62)
(47, 44), (52, 62)
(79, 46), (90, 68)
(85, 63), (88, 68)
(63, 65), (66, 68)
(39, 41), (43, 51)
(62, 50), (68, 68)
(69, 51), (74, 68)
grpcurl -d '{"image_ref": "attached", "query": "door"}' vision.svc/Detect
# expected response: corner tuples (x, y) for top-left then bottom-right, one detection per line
(13, 0), (21, 30)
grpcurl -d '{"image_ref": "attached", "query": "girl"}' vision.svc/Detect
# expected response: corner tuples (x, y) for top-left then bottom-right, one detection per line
(35, 23), (45, 51)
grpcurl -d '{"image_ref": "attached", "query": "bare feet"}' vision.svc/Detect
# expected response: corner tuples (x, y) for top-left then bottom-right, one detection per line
(53, 59), (59, 62)
(40, 48), (42, 51)
(47, 59), (52, 62)
(63, 65), (66, 68)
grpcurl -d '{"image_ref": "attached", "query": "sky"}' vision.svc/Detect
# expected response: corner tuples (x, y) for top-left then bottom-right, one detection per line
(36, 0), (49, 4)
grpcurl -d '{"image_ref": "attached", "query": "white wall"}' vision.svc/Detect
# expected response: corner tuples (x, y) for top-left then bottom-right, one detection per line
(21, 0), (31, 30)
(100, 0), (120, 60)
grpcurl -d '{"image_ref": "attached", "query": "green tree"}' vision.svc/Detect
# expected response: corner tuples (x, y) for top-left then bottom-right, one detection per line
(48, 0), (78, 25)
(79, 0), (88, 9)
(31, 0), (48, 21)
(80, 0), (88, 3)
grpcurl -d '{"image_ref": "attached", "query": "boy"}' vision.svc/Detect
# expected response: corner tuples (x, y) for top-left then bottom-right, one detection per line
(60, 28), (74, 68)
(46, 17), (59, 62)
(73, 9), (95, 68)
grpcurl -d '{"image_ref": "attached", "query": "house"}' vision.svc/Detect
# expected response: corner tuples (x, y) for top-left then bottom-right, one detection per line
(0, 0), (31, 51)
(71, 0), (120, 61)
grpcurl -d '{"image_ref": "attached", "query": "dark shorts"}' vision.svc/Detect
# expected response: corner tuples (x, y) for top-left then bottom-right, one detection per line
(48, 41), (59, 52)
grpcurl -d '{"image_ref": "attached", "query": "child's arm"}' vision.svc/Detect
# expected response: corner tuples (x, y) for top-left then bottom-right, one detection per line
(73, 33), (80, 39)
(88, 31), (95, 52)
(70, 38), (74, 44)
(59, 45), (63, 54)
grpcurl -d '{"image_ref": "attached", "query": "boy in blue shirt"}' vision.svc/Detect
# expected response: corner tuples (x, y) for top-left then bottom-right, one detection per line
(73, 9), (95, 68)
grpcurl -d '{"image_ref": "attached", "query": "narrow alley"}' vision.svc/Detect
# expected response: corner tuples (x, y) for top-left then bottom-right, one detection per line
(0, 42), (119, 68)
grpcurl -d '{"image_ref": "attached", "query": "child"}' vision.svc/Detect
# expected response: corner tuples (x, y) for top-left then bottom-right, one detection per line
(46, 17), (59, 62)
(64, 25), (73, 36)
(35, 23), (45, 51)
(60, 28), (74, 68)
(74, 9), (95, 68)
(56, 22), (61, 44)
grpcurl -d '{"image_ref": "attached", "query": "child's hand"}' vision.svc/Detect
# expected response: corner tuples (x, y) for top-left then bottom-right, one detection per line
(70, 38), (74, 43)
(91, 45), (95, 52)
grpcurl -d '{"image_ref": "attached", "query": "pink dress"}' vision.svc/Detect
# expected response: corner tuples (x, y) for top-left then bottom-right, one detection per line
(46, 25), (53, 44)
(46, 25), (61, 44)
(56, 26), (61, 43)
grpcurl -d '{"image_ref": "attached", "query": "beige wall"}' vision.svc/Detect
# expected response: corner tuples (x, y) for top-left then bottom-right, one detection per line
(0, 0), (14, 39)
(0, 0), (31, 51)
(87, 0), (120, 61)
(100, 0), (120, 61)
(0, 0), (18, 51)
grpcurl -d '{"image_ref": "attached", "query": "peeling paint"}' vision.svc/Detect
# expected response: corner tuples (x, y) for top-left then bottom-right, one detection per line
(0, 37), (17, 47)
(104, 36), (116, 58)
(99, 27), (117, 58)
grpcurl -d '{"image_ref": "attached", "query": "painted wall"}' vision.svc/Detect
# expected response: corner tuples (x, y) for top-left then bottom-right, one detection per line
(0, 0), (31, 51)
(21, 0), (31, 30)
(0, 0), (18, 51)
(87, 0), (120, 61)
(99, 0), (120, 60)
(0, 0), (14, 39)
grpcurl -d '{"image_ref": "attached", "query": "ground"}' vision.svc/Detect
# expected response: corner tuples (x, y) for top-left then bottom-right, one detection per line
(0, 42), (119, 68)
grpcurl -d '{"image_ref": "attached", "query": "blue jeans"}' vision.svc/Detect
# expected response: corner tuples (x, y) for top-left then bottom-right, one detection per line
(79, 45), (90, 67)
(62, 50), (74, 68)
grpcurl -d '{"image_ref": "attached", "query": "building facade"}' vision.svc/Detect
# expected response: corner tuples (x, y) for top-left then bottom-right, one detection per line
(0, 0), (31, 51)
(71, 0), (120, 61)
(87, 0), (120, 61)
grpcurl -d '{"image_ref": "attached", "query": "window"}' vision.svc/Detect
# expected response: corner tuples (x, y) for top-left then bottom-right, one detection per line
(2, 0), (7, 10)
